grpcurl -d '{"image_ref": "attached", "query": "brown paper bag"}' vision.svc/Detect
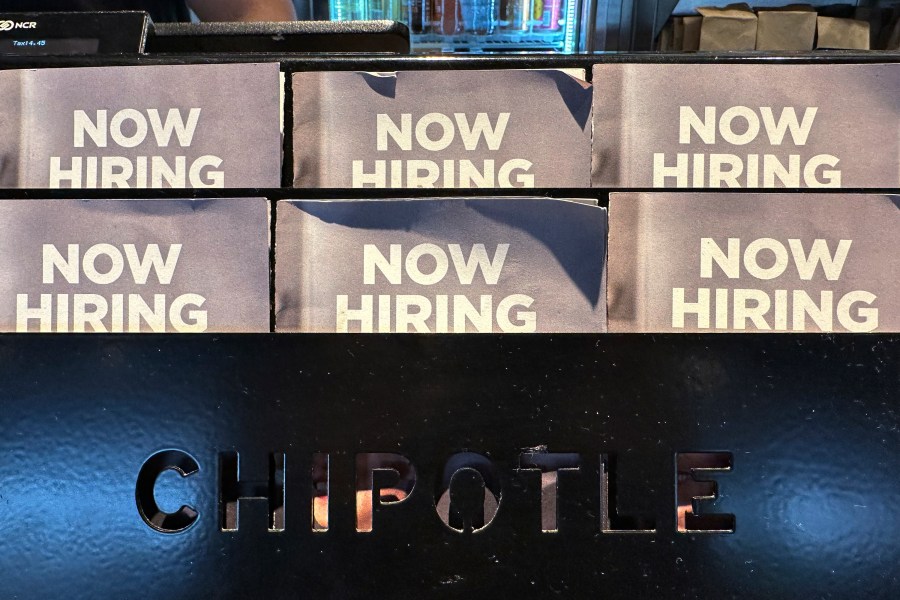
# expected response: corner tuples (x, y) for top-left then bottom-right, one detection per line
(672, 16), (685, 50)
(816, 16), (870, 49)
(658, 21), (674, 51)
(855, 7), (888, 48)
(682, 15), (702, 51)
(755, 9), (817, 51)
(698, 4), (758, 51)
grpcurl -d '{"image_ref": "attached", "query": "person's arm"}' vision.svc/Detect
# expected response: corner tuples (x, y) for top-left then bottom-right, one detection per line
(187, 0), (297, 21)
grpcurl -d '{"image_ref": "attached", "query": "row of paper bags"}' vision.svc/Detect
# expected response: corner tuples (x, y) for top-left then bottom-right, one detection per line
(6, 62), (900, 189)
(3, 194), (897, 334)
(658, 3), (899, 51)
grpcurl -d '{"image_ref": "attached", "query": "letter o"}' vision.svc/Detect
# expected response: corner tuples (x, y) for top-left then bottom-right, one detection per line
(719, 106), (760, 146)
(743, 238), (788, 280)
(110, 108), (148, 148)
(405, 243), (449, 285)
(82, 243), (124, 285)
(415, 113), (455, 151)
(435, 452), (501, 533)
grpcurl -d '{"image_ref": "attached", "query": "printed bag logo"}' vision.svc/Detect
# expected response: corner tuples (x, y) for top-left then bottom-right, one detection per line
(0, 20), (37, 31)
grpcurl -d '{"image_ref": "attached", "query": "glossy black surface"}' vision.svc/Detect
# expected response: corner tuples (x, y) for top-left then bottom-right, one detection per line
(3, 51), (900, 72)
(0, 334), (896, 598)
(149, 21), (411, 54)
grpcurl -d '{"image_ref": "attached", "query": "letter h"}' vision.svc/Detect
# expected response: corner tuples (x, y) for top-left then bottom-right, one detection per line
(219, 451), (285, 532)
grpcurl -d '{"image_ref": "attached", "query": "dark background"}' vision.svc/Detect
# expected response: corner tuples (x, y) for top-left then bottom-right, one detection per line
(0, 334), (896, 599)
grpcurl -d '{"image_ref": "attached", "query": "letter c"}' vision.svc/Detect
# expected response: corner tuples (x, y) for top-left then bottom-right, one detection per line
(136, 449), (200, 533)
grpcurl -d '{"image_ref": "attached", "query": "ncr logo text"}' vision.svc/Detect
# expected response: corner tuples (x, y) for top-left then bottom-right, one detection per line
(0, 20), (37, 32)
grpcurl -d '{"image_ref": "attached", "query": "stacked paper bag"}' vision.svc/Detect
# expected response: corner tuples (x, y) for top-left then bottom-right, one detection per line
(756, 6), (817, 51)
(1, 61), (893, 337)
(657, 4), (872, 51)
(592, 63), (900, 189)
(0, 63), (282, 189)
(275, 198), (607, 333)
(291, 70), (592, 189)
(0, 199), (270, 333)
(607, 193), (899, 333)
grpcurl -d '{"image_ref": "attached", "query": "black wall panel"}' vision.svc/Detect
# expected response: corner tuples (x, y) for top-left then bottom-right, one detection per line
(0, 335), (896, 598)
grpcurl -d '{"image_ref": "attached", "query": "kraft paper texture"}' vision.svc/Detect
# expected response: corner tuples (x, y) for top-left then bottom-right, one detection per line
(755, 10), (817, 51)
(0, 63), (282, 188)
(697, 5), (758, 51)
(608, 193), (899, 333)
(275, 198), (607, 333)
(816, 17), (870, 49)
(0, 198), (271, 332)
(592, 63), (900, 188)
(292, 70), (592, 189)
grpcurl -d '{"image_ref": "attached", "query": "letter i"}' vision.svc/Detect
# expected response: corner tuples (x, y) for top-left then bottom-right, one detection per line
(56, 293), (69, 332)
(435, 295), (449, 333)
(443, 160), (455, 188)
(390, 160), (403, 188)
(774, 290), (788, 330)
(692, 154), (705, 187)
(111, 294), (124, 332)
(85, 157), (98, 188)
(746, 155), (759, 188)
(136, 156), (148, 188)
(378, 295), (391, 332)
(312, 453), (329, 532)
(715, 289), (729, 329)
